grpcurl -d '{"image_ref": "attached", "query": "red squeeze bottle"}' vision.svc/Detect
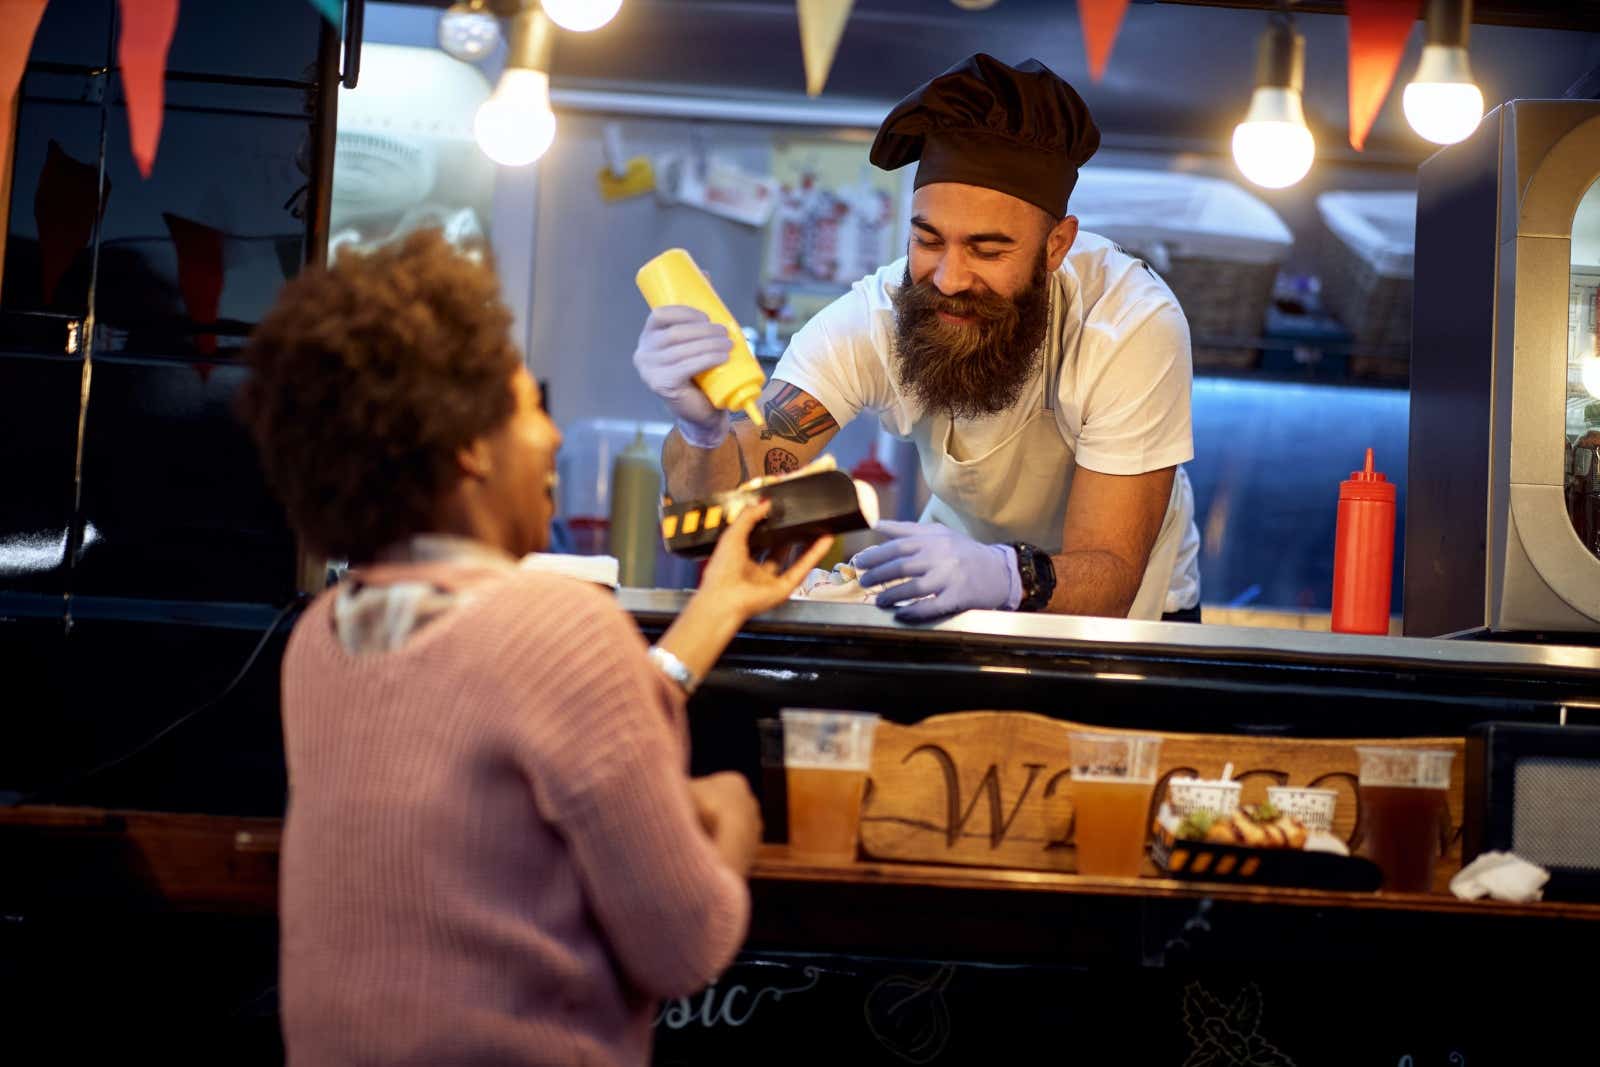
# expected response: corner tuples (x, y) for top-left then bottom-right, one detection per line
(1331, 448), (1396, 635)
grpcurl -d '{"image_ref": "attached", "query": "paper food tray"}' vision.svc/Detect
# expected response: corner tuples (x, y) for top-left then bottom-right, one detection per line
(660, 456), (877, 558)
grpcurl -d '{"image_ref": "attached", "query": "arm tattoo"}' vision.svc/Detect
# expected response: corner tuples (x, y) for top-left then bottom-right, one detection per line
(729, 409), (752, 483)
(760, 383), (837, 444)
(764, 448), (800, 476)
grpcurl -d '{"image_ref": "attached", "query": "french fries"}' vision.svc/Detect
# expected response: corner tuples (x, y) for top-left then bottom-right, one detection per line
(1187, 803), (1309, 850)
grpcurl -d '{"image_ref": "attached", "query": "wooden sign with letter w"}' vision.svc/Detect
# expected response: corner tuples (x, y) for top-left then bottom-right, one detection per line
(856, 712), (1465, 881)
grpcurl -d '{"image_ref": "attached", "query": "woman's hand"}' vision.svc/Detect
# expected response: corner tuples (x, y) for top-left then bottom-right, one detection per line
(653, 500), (833, 690)
(687, 771), (762, 877)
(695, 499), (833, 622)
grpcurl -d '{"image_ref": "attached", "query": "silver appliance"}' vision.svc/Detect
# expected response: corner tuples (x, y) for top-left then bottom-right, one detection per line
(1406, 99), (1600, 636)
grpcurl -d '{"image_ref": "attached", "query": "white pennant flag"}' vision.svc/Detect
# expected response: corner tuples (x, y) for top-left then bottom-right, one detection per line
(797, 0), (853, 97)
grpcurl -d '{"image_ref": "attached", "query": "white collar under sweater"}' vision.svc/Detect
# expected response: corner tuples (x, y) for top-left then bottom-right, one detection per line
(334, 535), (515, 654)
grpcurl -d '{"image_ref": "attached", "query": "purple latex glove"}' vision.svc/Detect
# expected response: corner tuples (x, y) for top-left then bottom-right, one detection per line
(631, 305), (734, 446)
(851, 520), (1022, 622)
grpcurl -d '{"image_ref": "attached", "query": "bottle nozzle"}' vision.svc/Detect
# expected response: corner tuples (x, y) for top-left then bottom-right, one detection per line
(744, 400), (765, 428)
(1350, 446), (1387, 483)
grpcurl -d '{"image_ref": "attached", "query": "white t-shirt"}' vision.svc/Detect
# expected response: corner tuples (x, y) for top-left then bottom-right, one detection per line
(774, 230), (1202, 613)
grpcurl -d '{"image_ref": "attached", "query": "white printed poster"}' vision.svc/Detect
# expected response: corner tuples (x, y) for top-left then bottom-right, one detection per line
(762, 138), (910, 292)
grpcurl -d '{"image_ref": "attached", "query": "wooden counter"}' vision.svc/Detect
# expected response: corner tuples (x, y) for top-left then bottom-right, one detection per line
(753, 846), (1599, 923)
(3, 804), (1593, 928)
(5, 804), (1595, 1062)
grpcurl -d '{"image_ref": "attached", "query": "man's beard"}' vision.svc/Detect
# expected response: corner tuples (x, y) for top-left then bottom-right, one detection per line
(890, 251), (1052, 420)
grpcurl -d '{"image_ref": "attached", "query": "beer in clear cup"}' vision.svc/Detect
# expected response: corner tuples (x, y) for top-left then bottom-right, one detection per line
(780, 710), (878, 860)
(1355, 747), (1453, 892)
(1069, 732), (1163, 877)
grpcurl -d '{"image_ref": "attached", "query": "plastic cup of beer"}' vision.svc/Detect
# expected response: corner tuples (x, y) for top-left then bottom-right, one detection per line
(1069, 732), (1163, 877)
(780, 710), (879, 861)
(1355, 747), (1454, 892)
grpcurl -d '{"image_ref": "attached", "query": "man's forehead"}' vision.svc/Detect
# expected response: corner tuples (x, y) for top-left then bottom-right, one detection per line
(911, 182), (1055, 234)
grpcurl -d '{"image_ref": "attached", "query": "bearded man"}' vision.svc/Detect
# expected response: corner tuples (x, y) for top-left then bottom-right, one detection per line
(632, 53), (1201, 622)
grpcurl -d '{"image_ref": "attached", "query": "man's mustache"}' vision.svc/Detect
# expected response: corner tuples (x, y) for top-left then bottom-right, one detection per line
(902, 283), (1016, 325)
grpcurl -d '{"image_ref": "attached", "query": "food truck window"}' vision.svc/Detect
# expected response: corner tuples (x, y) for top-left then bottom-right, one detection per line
(1565, 176), (1600, 560)
(327, 42), (497, 269)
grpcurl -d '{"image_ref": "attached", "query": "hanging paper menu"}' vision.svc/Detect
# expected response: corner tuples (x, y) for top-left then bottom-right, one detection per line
(762, 139), (904, 288)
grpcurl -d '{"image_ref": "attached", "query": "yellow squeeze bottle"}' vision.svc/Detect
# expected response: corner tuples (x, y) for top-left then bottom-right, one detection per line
(635, 248), (766, 428)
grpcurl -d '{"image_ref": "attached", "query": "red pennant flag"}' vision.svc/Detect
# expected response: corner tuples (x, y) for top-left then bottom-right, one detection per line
(1346, 0), (1420, 151)
(34, 139), (109, 307)
(1078, 0), (1131, 83)
(1, 0), (51, 185)
(117, 0), (179, 177)
(163, 212), (224, 358)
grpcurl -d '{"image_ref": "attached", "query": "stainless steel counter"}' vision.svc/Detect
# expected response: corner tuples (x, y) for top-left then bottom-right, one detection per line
(618, 588), (1600, 678)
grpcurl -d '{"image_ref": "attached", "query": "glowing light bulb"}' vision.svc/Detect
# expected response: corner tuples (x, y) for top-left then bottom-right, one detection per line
(1232, 87), (1315, 189)
(1581, 351), (1600, 400)
(474, 68), (557, 167)
(1404, 43), (1484, 145)
(437, 2), (501, 62)
(539, 0), (622, 33)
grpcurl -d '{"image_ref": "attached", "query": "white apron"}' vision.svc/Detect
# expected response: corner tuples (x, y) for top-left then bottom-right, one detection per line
(909, 273), (1190, 620)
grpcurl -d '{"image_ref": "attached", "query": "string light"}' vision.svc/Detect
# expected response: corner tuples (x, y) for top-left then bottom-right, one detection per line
(540, 0), (622, 33)
(1232, 17), (1315, 189)
(437, 0), (501, 62)
(475, 8), (559, 166)
(1404, 0), (1483, 145)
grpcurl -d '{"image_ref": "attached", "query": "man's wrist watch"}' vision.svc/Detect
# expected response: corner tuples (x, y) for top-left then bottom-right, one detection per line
(1010, 542), (1057, 612)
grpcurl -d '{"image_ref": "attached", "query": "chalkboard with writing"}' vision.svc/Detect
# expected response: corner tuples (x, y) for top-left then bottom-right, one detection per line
(652, 949), (1573, 1064)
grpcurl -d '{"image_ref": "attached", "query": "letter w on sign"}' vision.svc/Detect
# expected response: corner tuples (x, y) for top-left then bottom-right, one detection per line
(902, 743), (1045, 848)
(861, 712), (1078, 870)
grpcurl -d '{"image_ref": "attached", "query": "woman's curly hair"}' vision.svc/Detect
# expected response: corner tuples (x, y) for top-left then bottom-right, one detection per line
(238, 229), (521, 563)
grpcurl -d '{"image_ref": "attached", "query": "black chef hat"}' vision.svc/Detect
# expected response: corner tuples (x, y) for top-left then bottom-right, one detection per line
(870, 53), (1100, 219)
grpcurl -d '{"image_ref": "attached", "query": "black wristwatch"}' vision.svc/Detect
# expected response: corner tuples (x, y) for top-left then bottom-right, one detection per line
(1010, 542), (1056, 612)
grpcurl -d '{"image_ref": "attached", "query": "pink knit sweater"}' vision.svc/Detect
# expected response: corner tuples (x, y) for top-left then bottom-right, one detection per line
(278, 560), (750, 1066)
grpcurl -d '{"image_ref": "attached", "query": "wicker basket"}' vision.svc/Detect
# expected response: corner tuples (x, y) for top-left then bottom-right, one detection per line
(1072, 168), (1292, 373)
(1318, 218), (1412, 348)
(1150, 254), (1280, 371)
(1114, 245), (1278, 369)
(1314, 192), (1414, 382)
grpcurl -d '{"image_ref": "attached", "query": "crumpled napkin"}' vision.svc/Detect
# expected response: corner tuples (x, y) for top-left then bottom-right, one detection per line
(793, 563), (880, 603)
(1449, 851), (1551, 902)
(1301, 831), (1350, 856)
(792, 563), (915, 604)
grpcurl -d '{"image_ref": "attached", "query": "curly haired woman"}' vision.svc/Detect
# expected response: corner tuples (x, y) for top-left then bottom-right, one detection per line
(239, 230), (830, 1067)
